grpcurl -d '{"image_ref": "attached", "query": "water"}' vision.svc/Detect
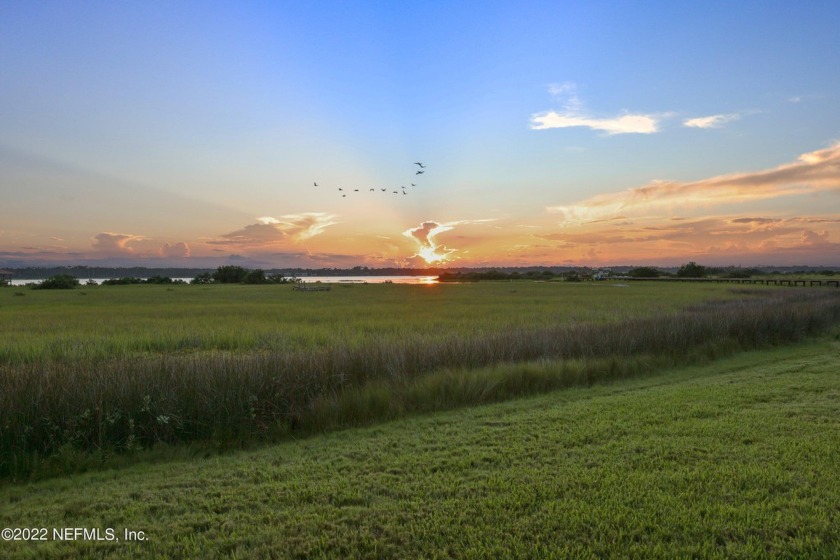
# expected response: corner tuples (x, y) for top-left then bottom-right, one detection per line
(8, 275), (439, 286)
(292, 276), (438, 285)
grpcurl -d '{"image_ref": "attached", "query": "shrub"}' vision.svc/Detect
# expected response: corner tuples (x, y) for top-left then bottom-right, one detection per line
(32, 275), (80, 290)
(628, 267), (660, 278)
(213, 266), (248, 284)
(144, 276), (174, 285)
(677, 262), (707, 278)
(243, 269), (267, 284)
(191, 272), (213, 284)
(101, 277), (144, 286)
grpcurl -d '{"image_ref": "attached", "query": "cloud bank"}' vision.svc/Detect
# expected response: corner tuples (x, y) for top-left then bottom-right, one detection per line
(548, 142), (840, 223)
(92, 232), (147, 254)
(217, 213), (338, 246)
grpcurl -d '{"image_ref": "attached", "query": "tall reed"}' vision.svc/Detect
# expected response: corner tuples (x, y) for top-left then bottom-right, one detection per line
(2, 288), (839, 479)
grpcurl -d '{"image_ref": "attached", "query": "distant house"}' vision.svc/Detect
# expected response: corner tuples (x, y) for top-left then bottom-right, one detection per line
(0, 269), (12, 286)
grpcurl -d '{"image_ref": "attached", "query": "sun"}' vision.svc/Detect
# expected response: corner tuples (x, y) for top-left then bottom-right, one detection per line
(417, 246), (449, 265)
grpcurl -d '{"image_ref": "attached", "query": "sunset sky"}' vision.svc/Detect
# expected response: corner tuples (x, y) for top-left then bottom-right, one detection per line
(1, 1), (839, 269)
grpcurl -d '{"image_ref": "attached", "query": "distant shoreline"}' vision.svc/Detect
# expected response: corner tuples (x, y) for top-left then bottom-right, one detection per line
(2, 264), (837, 281)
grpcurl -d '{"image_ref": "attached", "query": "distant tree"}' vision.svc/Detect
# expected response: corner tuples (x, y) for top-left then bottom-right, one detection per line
(676, 261), (707, 278)
(191, 272), (213, 284)
(212, 266), (248, 284)
(243, 269), (266, 284)
(144, 276), (173, 284)
(481, 270), (507, 280)
(628, 267), (660, 278)
(102, 277), (144, 285)
(437, 272), (460, 282)
(564, 271), (581, 282)
(723, 268), (762, 279)
(33, 274), (80, 290)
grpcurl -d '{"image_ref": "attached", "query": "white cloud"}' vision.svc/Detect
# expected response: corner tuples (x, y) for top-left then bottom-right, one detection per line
(547, 82), (583, 112)
(531, 111), (659, 134)
(531, 83), (660, 135)
(683, 113), (740, 129)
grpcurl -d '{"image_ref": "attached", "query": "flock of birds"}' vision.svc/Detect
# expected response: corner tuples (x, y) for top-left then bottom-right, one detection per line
(314, 162), (427, 198)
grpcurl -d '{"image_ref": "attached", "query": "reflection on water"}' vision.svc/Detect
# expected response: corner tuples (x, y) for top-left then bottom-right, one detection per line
(8, 275), (439, 286)
(293, 276), (439, 285)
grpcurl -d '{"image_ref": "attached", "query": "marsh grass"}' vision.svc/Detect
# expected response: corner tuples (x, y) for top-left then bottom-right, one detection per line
(2, 283), (840, 480)
(2, 340), (839, 558)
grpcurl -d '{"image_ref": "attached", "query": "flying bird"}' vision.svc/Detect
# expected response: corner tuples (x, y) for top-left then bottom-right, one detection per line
(414, 162), (425, 168)
(314, 182), (318, 186)
(416, 170), (425, 175)
(411, 183), (416, 186)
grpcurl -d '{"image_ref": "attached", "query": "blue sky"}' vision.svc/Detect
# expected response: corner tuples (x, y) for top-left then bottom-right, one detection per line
(1, 1), (839, 268)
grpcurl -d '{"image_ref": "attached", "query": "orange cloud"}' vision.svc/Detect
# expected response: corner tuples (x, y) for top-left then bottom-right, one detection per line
(92, 232), (147, 254)
(548, 143), (840, 223)
(401, 219), (497, 265)
(535, 214), (840, 266)
(216, 213), (338, 247)
(159, 241), (191, 258)
(403, 221), (456, 264)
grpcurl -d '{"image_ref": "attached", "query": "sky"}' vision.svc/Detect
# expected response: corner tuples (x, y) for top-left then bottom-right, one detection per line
(1, 0), (839, 269)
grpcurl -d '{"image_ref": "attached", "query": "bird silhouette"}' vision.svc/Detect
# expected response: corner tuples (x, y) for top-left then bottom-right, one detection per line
(411, 183), (416, 186)
(416, 170), (425, 175)
(354, 189), (359, 192)
(414, 162), (425, 168)
(381, 188), (387, 192)
(369, 188), (374, 191)
(338, 188), (343, 191)
(314, 182), (318, 186)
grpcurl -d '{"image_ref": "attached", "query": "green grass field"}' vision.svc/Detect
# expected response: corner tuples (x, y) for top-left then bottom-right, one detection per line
(2, 282), (840, 482)
(2, 339), (838, 558)
(0, 281), (743, 364)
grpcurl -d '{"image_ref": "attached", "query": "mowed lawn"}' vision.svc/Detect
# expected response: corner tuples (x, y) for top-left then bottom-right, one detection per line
(2, 338), (838, 559)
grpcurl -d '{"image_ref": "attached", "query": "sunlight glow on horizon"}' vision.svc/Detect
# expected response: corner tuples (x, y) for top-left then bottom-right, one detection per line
(1, 1), (839, 268)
